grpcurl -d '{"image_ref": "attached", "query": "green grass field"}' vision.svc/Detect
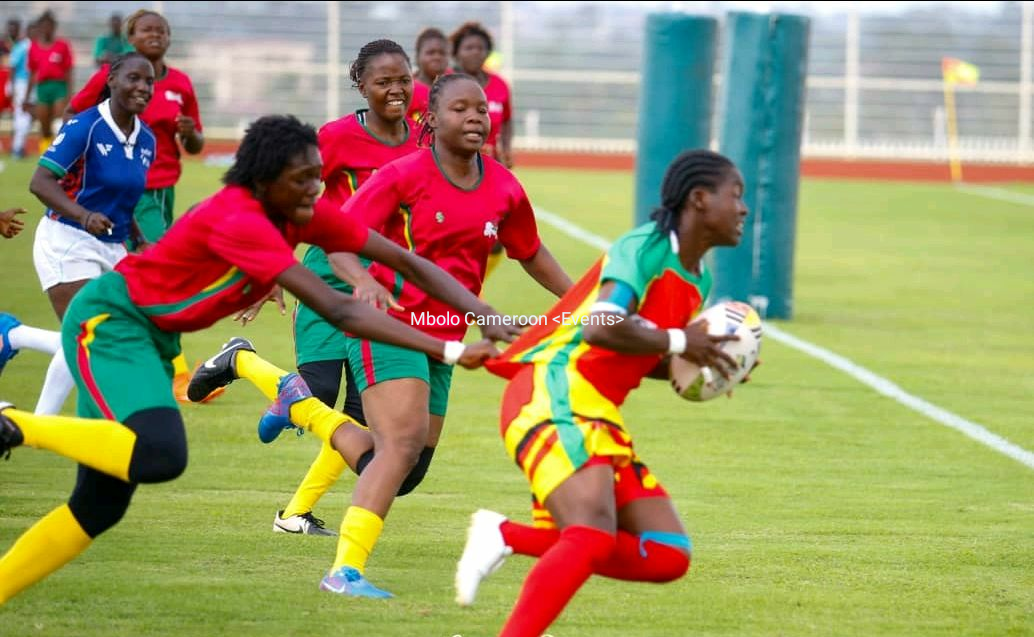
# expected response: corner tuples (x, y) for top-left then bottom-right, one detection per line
(0, 157), (1031, 636)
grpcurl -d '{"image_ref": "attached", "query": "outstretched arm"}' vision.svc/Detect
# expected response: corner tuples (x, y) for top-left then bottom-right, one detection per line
(276, 263), (496, 369)
(582, 280), (739, 378)
(518, 244), (572, 297)
(329, 230), (522, 342)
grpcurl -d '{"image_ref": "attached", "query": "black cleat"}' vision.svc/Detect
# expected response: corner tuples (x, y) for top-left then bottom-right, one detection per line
(0, 402), (24, 460)
(186, 337), (255, 403)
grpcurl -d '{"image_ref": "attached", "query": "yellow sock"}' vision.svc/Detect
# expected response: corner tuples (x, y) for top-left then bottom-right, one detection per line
(288, 397), (353, 444)
(235, 350), (290, 401)
(283, 440), (348, 519)
(333, 506), (383, 573)
(484, 248), (504, 281)
(7, 408), (135, 481)
(38, 137), (52, 154)
(172, 353), (190, 376)
(0, 504), (92, 605)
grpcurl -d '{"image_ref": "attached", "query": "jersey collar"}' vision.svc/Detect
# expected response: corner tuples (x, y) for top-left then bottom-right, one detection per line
(98, 99), (141, 159)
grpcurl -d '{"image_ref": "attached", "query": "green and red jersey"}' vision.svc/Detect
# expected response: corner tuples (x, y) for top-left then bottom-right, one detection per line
(318, 109), (418, 210)
(487, 222), (711, 407)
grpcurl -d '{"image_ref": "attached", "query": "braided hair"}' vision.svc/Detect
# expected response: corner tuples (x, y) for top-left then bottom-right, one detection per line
(97, 51), (152, 105)
(224, 115), (318, 191)
(650, 149), (735, 239)
(349, 39), (410, 89)
(416, 73), (479, 147)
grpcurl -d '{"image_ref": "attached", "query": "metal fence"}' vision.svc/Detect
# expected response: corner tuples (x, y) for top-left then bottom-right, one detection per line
(6, 1), (1034, 163)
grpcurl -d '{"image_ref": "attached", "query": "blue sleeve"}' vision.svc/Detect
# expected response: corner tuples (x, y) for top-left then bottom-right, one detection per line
(9, 44), (25, 70)
(39, 114), (93, 177)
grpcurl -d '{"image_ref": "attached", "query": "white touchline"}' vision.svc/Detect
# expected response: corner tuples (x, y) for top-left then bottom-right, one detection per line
(533, 206), (1034, 471)
(954, 183), (1034, 207)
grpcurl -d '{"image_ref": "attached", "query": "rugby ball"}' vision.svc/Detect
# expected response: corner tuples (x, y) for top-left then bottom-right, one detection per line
(670, 301), (762, 402)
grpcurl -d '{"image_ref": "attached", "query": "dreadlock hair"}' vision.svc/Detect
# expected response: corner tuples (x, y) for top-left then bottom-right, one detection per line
(223, 115), (318, 191)
(449, 21), (493, 57)
(650, 149), (735, 240)
(349, 39), (410, 89)
(125, 9), (170, 37)
(97, 51), (152, 105)
(416, 73), (479, 147)
(415, 27), (447, 54)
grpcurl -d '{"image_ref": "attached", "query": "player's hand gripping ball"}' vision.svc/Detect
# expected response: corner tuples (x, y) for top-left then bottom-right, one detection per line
(670, 301), (762, 401)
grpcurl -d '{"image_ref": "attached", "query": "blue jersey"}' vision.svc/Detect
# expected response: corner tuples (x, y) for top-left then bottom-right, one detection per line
(10, 39), (30, 82)
(39, 100), (156, 244)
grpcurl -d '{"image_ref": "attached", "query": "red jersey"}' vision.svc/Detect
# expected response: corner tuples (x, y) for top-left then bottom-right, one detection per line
(482, 72), (512, 157)
(408, 78), (430, 124)
(318, 110), (418, 209)
(116, 186), (368, 333)
(343, 149), (541, 340)
(71, 65), (203, 189)
(28, 39), (73, 82)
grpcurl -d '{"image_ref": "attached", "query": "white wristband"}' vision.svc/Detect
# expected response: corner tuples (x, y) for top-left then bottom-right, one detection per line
(666, 328), (687, 355)
(442, 340), (466, 365)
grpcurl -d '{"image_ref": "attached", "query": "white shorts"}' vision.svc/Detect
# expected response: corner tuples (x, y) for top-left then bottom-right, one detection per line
(32, 215), (127, 291)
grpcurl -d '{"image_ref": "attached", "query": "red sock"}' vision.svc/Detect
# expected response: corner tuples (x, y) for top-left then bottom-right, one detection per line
(500, 521), (689, 582)
(500, 520), (559, 556)
(498, 525), (615, 637)
(596, 532), (691, 582)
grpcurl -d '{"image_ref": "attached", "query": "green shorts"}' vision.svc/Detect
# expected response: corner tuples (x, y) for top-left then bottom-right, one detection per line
(61, 272), (182, 420)
(36, 80), (68, 106)
(133, 187), (175, 245)
(294, 246), (354, 365)
(345, 337), (454, 416)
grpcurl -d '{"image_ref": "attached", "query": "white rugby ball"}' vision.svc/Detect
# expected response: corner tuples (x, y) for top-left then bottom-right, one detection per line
(670, 301), (762, 402)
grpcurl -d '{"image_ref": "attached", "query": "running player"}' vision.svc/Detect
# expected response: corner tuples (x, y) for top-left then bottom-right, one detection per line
(454, 149), (750, 637)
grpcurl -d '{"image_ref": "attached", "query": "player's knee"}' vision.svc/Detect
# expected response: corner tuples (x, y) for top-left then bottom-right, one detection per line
(379, 435), (424, 471)
(125, 407), (188, 483)
(656, 549), (691, 582)
(68, 469), (136, 538)
(642, 535), (692, 582)
(397, 446), (436, 496)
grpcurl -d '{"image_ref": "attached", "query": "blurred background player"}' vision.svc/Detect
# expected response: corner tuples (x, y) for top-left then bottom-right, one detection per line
(454, 150), (749, 637)
(270, 38), (421, 536)
(28, 52), (156, 416)
(0, 114), (500, 607)
(7, 19), (33, 159)
(68, 9), (206, 402)
(92, 13), (132, 68)
(449, 21), (513, 168)
(26, 10), (72, 155)
(409, 27), (448, 123)
(449, 21), (514, 280)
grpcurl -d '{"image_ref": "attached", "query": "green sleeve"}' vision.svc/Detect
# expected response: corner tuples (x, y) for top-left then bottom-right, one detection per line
(600, 229), (665, 304)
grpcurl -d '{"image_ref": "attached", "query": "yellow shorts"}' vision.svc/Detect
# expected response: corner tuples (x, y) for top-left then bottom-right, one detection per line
(501, 364), (658, 506)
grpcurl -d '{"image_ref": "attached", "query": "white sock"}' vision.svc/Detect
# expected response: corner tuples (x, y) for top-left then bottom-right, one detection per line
(34, 350), (75, 415)
(8, 324), (62, 355)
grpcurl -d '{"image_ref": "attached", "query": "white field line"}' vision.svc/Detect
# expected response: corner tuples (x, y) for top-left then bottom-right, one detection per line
(533, 206), (1034, 470)
(954, 183), (1034, 206)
